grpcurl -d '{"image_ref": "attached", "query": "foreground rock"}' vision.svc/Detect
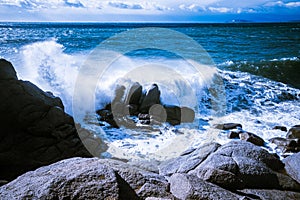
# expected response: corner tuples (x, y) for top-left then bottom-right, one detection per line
(0, 157), (139, 200)
(0, 157), (172, 199)
(284, 152), (300, 184)
(0, 59), (93, 181)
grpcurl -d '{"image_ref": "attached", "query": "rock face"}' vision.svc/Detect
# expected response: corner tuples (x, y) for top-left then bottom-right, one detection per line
(192, 141), (286, 189)
(0, 157), (139, 200)
(0, 59), (92, 181)
(284, 152), (300, 184)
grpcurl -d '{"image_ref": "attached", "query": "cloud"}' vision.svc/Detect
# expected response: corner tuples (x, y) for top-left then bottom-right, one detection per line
(264, 1), (300, 8)
(108, 1), (143, 10)
(208, 6), (233, 13)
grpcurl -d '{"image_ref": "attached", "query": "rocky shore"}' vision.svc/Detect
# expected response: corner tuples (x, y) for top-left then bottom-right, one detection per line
(1, 59), (300, 199)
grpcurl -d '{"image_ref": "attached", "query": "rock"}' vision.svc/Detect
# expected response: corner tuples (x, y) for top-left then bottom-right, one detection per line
(149, 104), (167, 123)
(0, 59), (92, 181)
(191, 141), (285, 190)
(97, 159), (173, 199)
(239, 131), (265, 146)
(214, 123), (242, 130)
(228, 130), (241, 139)
(159, 143), (221, 176)
(269, 137), (300, 153)
(169, 173), (242, 200)
(0, 59), (17, 80)
(164, 105), (181, 126)
(284, 152), (300, 184)
(125, 82), (143, 105)
(240, 189), (300, 200)
(180, 107), (195, 123)
(140, 84), (161, 113)
(0, 157), (139, 200)
(272, 125), (287, 132)
(286, 125), (300, 139)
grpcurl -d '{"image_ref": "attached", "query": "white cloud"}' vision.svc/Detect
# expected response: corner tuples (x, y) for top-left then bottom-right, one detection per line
(208, 6), (232, 13)
(108, 1), (143, 10)
(264, 1), (300, 8)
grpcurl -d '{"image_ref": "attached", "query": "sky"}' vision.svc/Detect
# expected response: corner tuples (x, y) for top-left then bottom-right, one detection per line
(0, 0), (300, 22)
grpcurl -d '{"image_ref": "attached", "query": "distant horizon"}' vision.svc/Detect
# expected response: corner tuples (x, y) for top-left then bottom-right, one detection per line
(1, 1), (299, 23)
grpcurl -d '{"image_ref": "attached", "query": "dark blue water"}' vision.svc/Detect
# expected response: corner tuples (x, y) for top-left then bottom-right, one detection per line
(1, 22), (299, 88)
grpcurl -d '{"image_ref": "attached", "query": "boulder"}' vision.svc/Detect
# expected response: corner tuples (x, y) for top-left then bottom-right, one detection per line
(125, 82), (143, 105)
(213, 123), (242, 130)
(169, 173), (242, 200)
(284, 152), (300, 184)
(191, 141), (286, 190)
(159, 143), (221, 176)
(269, 137), (300, 153)
(140, 84), (161, 113)
(239, 131), (265, 146)
(286, 125), (300, 139)
(240, 189), (300, 200)
(98, 159), (172, 199)
(272, 125), (287, 132)
(0, 157), (139, 200)
(0, 59), (92, 181)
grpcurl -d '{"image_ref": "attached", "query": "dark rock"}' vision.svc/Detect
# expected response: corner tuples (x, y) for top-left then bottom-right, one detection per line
(140, 84), (161, 113)
(273, 125), (287, 132)
(228, 130), (241, 139)
(214, 123), (242, 130)
(191, 141), (285, 190)
(159, 143), (221, 176)
(169, 173), (242, 200)
(284, 152), (300, 184)
(0, 60), (92, 181)
(275, 172), (300, 191)
(149, 104), (167, 123)
(125, 82), (143, 105)
(0, 59), (17, 80)
(0, 157), (139, 200)
(287, 125), (300, 139)
(269, 137), (300, 153)
(240, 189), (300, 200)
(127, 104), (139, 116)
(239, 131), (265, 146)
(164, 105), (181, 126)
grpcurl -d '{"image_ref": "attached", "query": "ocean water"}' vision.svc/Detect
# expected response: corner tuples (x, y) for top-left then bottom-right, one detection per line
(1, 22), (300, 161)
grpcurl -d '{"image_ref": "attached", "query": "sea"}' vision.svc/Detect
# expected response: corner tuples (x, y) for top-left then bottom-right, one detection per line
(1, 22), (300, 161)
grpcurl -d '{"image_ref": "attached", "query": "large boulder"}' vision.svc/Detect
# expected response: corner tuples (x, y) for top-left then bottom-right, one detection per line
(191, 141), (293, 190)
(139, 84), (161, 113)
(169, 173), (242, 200)
(0, 157), (139, 200)
(284, 152), (300, 184)
(159, 142), (221, 176)
(240, 189), (300, 200)
(0, 59), (92, 181)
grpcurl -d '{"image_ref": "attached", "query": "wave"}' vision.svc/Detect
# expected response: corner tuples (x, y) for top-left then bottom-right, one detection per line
(217, 57), (300, 89)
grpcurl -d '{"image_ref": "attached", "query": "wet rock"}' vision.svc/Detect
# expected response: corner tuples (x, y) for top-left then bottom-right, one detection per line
(228, 130), (241, 139)
(239, 131), (265, 146)
(179, 107), (195, 123)
(269, 137), (300, 153)
(286, 125), (300, 139)
(214, 123), (242, 130)
(0, 157), (138, 200)
(240, 189), (300, 200)
(169, 173), (242, 200)
(0, 59), (91, 181)
(159, 143), (221, 176)
(191, 141), (285, 190)
(125, 82), (143, 105)
(273, 125), (287, 132)
(284, 152), (300, 184)
(140, 84), (161, 113)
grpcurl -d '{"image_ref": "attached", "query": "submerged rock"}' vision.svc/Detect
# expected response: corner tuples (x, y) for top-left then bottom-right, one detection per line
(213, 123), (242, 130)
(272, 125), (287, 132)
(0, 59), (92, 181)
(286, 125), (300, 139)
(239, 131), (265, 146)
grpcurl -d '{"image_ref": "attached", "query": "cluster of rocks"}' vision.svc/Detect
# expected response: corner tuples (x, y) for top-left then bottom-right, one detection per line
(0, 59), (98, 183)
(96, 82), (195, 128)
(1, 141), (300, 199)
(269, 125), (300, 154)
(214, 122), (300, 155)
